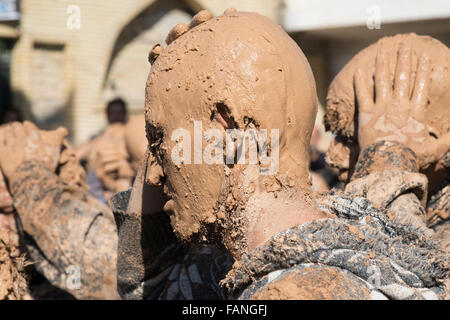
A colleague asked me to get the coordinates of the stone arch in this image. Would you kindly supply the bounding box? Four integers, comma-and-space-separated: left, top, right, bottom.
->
103, 0, 196, 113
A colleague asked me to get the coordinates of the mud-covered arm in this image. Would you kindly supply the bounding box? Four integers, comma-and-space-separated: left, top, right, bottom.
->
111, 185, 232, 300
112, 195, 181, 300
110, 162, 180, 300
10, 160, 119, 299
345, 141, 430, 234
110, 175, 182, 300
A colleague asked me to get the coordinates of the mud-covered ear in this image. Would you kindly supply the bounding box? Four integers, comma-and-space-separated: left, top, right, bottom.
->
144, 148, 164, 186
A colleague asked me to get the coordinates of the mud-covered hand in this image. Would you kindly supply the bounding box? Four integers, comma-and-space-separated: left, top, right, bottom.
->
0, 121, 67, 181
355, 42, 450, 167
95, 140, 134, 192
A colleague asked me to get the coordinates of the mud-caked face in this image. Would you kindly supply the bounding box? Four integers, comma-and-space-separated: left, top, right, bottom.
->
146, 106, 227, 240
145, 11, 317, 240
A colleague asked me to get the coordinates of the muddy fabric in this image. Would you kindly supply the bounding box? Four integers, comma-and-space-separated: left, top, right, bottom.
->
345, 141, 432, 236
86, 170, 107, 203
348, 141, 449, 232
348, 141, 449, 253
0, 230, 30, 300
148, 245, 233, 300
222, 198, 448, 300
351, 141, 420, 180
428, 185, 450, 217
246, 264, 378, 300
427, 184, 450, 252
10, 160, 120, 299
347, 141, 449, 251
110, 190, 233, 300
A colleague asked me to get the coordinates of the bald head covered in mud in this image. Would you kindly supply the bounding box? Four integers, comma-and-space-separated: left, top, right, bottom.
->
144, 10, 321, 258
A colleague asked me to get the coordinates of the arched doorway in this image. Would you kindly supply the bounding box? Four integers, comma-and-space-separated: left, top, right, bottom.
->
103, 0, 194, 115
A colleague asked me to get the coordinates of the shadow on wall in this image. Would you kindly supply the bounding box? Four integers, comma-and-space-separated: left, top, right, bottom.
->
0, 89, 30, 124
9, 89, 76, 143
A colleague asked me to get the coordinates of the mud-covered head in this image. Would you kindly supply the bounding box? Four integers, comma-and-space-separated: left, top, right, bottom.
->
325, 33, 450, 180
145, 10, 318, 240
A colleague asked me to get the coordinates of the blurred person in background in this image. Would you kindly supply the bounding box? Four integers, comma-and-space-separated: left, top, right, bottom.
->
106, 98, 127, 125
76, 98, 134, 202
0, 121, 120, 299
